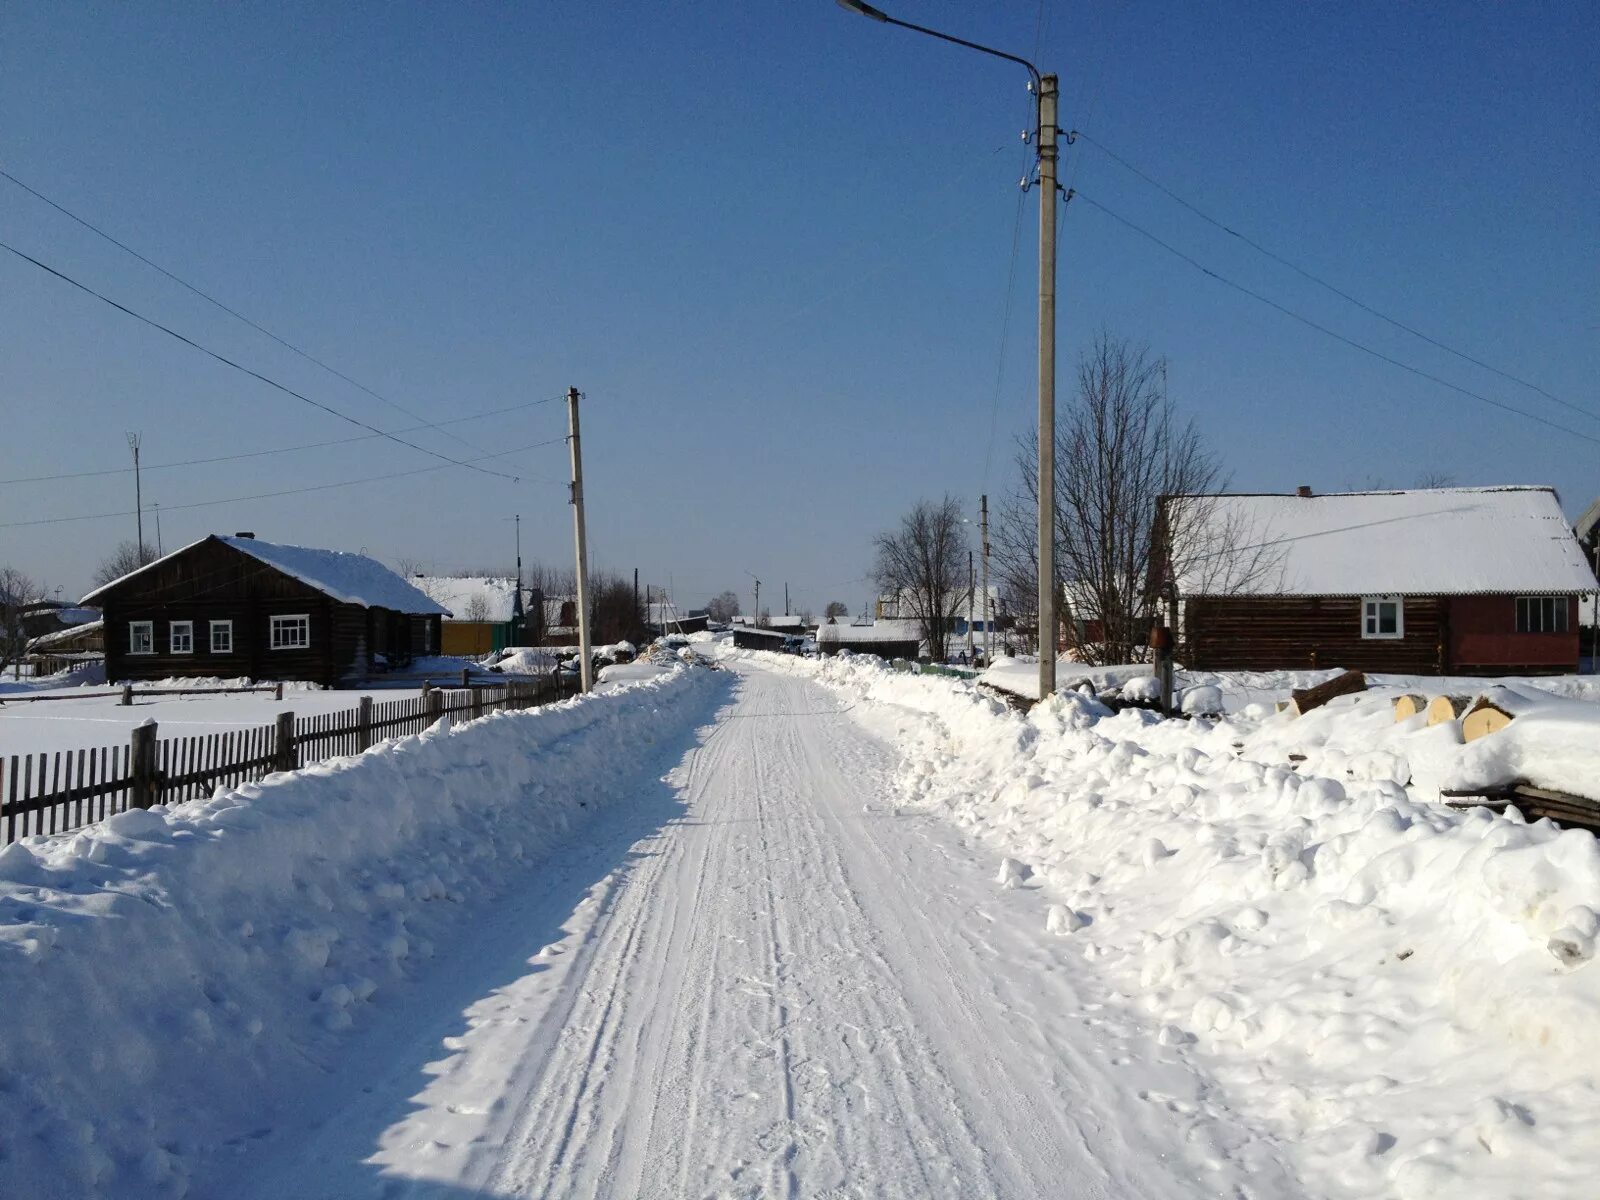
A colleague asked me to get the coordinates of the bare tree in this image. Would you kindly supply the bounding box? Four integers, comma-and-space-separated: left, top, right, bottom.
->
1415, 470, 1458, 489
873, 495, 968, 662
823, 600, 849, 621
394, 556, 426, 578
704, 590, 741, 623
462, 593, 493, 623
993, 334, 1241, 665
93, 540, 158, 588
1, 567, 44, 677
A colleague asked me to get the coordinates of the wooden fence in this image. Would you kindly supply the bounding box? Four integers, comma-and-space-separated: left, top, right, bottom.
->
1, 677, 577, 844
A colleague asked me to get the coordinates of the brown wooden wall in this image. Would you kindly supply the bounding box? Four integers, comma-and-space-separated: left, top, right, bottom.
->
95, 538, 430, 686
1183, 595, 1445, 673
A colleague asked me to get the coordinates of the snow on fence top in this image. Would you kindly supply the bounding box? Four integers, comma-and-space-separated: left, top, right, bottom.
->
816, 619, 922, 645
412, 576, 522, 623
82, 535, 450, 615
1168, 486, 1598, 597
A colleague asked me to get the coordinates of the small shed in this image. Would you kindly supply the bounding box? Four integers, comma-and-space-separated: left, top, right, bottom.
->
815, 619, 922, 660
82, 534, 449, 686
733, 626, 788, 652
1156, 486, 1596, 674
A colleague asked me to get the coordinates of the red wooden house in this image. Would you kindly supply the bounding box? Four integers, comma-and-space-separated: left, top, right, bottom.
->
1154, 486, 1596, 675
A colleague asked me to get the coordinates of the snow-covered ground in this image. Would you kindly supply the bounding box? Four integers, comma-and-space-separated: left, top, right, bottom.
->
4, 646, 1598, 1198
745, 648, 1600, 1199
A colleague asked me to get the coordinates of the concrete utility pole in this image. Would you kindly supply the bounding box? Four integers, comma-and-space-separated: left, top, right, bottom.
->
967, 549, 976, 661
566, 387, 593, 692
784, 582, 789, 615
834, 2, 1057, 698
980, 493, 992, 667
127, 432, 143, 554
1036, 72, 1059, 698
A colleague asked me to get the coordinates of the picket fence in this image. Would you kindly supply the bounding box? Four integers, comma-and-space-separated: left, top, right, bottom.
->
1, 678, 577, 844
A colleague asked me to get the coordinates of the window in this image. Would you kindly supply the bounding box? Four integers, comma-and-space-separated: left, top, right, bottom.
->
1361, 595, 1404, 640
169, 621, 194, 654
1516, 596, 1569, 634
129, 620, 154, 655
270, 614, 310, 650
210, 620, 234, 654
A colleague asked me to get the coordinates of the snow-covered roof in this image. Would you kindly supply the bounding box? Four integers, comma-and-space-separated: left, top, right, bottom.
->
1166, 487, 1599, 598
816, 619, 922, 645
82, 536, 450, 614
27, 618, 104, 650
413, 576, 522, 623
767, 614, 807, 630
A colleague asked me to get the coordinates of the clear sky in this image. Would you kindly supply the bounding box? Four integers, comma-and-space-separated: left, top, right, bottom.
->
3, 1, 1595, 616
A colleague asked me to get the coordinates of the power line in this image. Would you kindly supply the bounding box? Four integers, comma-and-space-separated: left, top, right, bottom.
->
0, 398, 565, 486
0, 238, 524, 482
1070, 131, 1592, 423
1072, 190, 1600, 448
0, 166, 497, 456
0, 439, 565, 531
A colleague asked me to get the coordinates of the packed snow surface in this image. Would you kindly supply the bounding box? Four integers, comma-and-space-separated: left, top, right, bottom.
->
8, 642, 1600, 1199
739, 647, 1600, 1200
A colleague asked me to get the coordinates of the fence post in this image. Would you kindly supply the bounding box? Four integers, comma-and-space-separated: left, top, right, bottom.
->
130, 720, 158, 810
471, 686, 484, 721
275, 711, 296, 773
427, 688, 443, 725
274, 681, 284, 702
121, 684, 133, 707
461, 667, 470, 688
358, 695, 373, 752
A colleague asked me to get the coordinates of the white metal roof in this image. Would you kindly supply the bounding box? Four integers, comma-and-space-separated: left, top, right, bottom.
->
816, 619, 922, 645
1167, 487, 1598, 598
83, 535, 450, 614
412, 576, 521, 623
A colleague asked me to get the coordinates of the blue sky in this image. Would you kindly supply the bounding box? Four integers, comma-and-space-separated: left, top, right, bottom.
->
3, 1, 1595, 615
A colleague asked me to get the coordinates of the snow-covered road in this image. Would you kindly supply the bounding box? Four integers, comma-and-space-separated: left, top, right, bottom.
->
218, 660, 1268, 1199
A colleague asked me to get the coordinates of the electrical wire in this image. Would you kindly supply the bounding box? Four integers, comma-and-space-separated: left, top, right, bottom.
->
0, 401, 566, 486
0, 238, 523, 482
0, 166, 497, 456
1070, 132, 1592, 423
1071, 191, 1600, 448
0, 439, 566, 530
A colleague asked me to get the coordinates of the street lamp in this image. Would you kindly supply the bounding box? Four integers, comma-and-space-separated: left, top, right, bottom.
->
836, 1, 1059, 699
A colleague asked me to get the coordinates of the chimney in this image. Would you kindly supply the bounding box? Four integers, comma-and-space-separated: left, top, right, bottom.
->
1295, 486, 1313, 498
234, 531, 256, 539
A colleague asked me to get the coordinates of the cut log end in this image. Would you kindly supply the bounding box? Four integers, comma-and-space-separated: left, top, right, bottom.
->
1462, 698, 1516, 742
1393, 693, 1428, 722
1425, 695, 1473, 726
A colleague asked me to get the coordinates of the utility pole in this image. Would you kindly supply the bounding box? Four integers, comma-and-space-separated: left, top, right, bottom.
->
127, 432, 144, 555
754, 580, 761, 624
1036, 71, 1058, 698
967, 549, 976, 662
511, 514, 525, 645
980, 493, 992, 667
566, 387, 593, 692
784, 582, 789, 615
153, 503, 163, 556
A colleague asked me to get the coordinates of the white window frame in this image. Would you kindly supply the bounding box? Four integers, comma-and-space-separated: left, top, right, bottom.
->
169, 620, 194, 655
210, 619, 234, 654
269, 613, 311, 651
129, 620, 154, 655
1515, 596, 1568, 635
1361, 595, 1404, 640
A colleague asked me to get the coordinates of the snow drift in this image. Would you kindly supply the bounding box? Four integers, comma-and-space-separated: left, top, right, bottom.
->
738, 648, 1600, 1200
0, 662, 728, 1199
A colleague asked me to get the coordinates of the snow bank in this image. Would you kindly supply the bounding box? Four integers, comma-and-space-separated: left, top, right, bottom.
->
736, 649, 1600, 1200
0, 662, 727, 1199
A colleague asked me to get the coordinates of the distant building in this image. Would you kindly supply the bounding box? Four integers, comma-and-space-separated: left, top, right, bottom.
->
815, 618, 922, 660
1155, 486, 1595, 674
83, 534, 448, 686
412, 576, 531, 656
